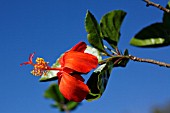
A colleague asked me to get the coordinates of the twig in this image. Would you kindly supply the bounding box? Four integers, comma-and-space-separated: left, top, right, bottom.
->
104, 45, 117, 55
100, 46, 170, 68
129, 55, 170, 68
143, 0, 170, 13
60, 103, 70, 113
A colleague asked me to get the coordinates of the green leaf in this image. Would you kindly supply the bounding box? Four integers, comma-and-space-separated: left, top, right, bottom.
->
39, 71, 58, 82
107, 56, 129, 68
66, 102, 80, 111
163, 1, 170, 29
116, 49, 129, 67
86, 61, 114, 101
100, 10, 126, 49
85, 10, 105, 52
130, 23, 170, 47
44, 84, 65, 103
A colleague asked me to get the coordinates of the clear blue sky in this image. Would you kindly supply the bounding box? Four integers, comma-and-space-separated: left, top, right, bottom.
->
0, 0, 170, 113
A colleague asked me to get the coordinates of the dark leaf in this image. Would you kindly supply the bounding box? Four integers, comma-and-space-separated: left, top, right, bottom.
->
130, 23, 170, 47
100, 10, 126, 49
86, 61, 114, 101
117, 49, 129, 67
163, 1, 170, 29
100, 53, 129, 68
85, 10, 105, 52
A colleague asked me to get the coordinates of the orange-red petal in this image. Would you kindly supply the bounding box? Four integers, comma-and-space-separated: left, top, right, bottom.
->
58, 72, 90, 102
59, 42, 87, 67
69, 41, 86, 52
61, 51, 98, 73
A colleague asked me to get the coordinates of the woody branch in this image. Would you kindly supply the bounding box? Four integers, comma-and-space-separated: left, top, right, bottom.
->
129, 55, 170, 68
143, 0, 170, 13
103, 45, 170, 68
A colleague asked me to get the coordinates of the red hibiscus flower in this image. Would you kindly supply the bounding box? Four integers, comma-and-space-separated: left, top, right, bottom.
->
21, 42, 98, 102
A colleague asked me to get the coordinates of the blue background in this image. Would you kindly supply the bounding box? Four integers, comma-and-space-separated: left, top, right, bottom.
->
0, 0, 170, 113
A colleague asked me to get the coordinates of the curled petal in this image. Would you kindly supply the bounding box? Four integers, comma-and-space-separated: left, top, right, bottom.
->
58, 72, 89, 102
69, 41, 87, 52
61, 51, 98, 73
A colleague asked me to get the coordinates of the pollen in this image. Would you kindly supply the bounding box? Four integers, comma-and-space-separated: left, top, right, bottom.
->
31, 57, 49, 76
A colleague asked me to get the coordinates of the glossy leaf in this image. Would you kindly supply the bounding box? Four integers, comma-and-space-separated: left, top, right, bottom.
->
163, 1, 170, 29
130, 23, 170, 47
100, 10, 126, 49
86, 61, 114, 101
85, 10, 105, 52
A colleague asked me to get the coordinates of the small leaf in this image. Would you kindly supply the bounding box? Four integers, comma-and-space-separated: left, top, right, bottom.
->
44, 84, 65, 103
86, 61, 114, 101
100, 10, 126, 49
85, 10, 105, 52
100, 54, 129, 68
67, 102, 80, 111
130, 23, 170, 47
39, 71, 58, 82
116, 49, 129, 67
163, 1, 170, 29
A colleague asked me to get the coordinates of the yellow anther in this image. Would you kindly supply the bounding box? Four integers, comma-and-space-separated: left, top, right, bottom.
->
30, 57, 49, 76
36, 58, 46, 64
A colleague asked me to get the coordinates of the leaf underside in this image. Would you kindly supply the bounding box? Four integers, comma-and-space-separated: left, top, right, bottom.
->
130, 23, 170, 47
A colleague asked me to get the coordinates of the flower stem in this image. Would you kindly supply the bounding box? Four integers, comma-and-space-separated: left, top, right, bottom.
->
46, 67, 62, 71
100, 45, 170, 68
104, 45, 117, 55
60, 103, 70, 113
100, 54, 170, 68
